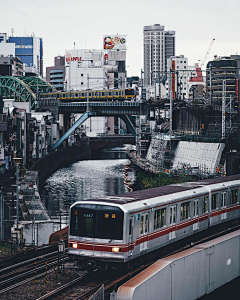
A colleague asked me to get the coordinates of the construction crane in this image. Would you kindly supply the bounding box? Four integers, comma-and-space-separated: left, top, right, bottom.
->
200, 38, 215, 68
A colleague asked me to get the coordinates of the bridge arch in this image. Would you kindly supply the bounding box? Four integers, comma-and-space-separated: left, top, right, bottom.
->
0, 76, 57, 109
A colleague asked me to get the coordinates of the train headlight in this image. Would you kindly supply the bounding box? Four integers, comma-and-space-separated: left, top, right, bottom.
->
72, 243, 78, 249
112, 247, 120, 253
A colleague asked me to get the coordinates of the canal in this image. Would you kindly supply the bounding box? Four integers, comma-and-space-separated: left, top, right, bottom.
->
40, 145, 136, 227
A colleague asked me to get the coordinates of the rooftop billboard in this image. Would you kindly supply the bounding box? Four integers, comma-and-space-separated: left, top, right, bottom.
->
103, 35, 126, 50
9, 37, 33, 55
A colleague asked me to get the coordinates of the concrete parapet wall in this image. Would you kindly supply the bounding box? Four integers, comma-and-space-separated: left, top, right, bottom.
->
117, 230, 240, 300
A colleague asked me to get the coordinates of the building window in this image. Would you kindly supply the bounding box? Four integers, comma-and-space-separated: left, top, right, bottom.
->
81, 82, 83, 85
230, 189, 238, 205
211, 193, 218, 210
181, 202, 190, 220
81, 74, 83, 76
154, 208, 166, 229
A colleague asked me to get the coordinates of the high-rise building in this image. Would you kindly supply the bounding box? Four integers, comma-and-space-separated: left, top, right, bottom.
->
8, 36, 43, 76
206, 55, 240, 103
143, 24, 175, 86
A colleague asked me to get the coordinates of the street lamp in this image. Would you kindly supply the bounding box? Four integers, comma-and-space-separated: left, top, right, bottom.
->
13, 157, 22, 230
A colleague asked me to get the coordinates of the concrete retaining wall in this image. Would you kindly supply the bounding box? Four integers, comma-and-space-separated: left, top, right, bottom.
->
117, 230, 240, 300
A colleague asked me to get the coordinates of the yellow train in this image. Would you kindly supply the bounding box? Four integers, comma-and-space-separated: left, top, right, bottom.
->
40, 88, 135, 101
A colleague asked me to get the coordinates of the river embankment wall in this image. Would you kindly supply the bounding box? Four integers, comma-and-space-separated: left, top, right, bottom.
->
30, 140, 91, 187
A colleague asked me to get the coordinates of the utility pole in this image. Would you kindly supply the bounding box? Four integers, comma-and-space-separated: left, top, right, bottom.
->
176, 71, 179, 100
222, 80, 226, 139
158, 73, 161, 100
169, 69, 173, 134
0, 187, 3, 241
87, 73, 89, 112
140, 69, 144, 99
32, 189, 36, 245
230, 94, 232, 129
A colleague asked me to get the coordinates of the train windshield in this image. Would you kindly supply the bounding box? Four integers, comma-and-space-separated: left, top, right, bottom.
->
70, 204, 124, 240
125, 89, 134, 95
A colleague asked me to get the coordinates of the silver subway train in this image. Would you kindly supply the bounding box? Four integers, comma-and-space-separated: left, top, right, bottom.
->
68, 175, 240, 270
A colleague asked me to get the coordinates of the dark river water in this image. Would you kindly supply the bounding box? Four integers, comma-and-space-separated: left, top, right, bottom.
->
40, 145, 136, 227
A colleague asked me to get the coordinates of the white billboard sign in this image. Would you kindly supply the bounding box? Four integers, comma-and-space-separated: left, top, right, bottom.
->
103, 35, 126, 50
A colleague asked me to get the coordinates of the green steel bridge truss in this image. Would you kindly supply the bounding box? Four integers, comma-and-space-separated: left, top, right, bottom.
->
0, 76, 57, 109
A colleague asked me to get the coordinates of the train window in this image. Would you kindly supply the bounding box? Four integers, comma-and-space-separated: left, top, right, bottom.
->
129, 218, 132, 236
145, 215, 149, 233
70, 205, 123, 239
211, 193, 218, 210
154, 208, 166, 229
202, 196, 208, 214
194, 200, 199, 217
140, 215, 144, 234
97, 211, 123, 239
230, 189, 238, 205
170, 206, 176, 225
70, 209, 80, 236
125, 89, 134, 96
221, 192, 227, 207
181, 202, 190, 221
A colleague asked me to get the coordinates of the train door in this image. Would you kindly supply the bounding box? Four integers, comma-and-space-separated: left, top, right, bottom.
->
140, 213, 149, 252
128, 217, 134, 256
221, 192, 227, 220
193, 199, 199, 230
169, 205, 176, 240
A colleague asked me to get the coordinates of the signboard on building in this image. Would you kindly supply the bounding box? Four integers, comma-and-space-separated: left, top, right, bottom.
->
9, 37, 34, 68
9, 37, 34, 55
65, 52, 82, 63
103, 35, 126, 50
0, 33, 7, 43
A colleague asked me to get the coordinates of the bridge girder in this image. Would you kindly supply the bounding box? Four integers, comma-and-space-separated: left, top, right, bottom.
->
0, 76, 57, 109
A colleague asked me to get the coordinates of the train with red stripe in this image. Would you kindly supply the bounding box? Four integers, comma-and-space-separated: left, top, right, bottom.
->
68, 175, 240, 271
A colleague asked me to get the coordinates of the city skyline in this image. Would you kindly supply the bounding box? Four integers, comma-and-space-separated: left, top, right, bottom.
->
1, 0, 240, 77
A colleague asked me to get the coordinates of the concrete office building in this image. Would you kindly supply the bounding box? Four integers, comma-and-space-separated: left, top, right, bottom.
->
143, 24, 175, 86
9, 35, 43, 76
46, 56, 65, 91
206, 55, 240, 103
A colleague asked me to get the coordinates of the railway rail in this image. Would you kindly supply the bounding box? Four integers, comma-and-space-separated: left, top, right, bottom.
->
0, 241, 66, 269
36, 224, 240, 300
0, 251, 69, 294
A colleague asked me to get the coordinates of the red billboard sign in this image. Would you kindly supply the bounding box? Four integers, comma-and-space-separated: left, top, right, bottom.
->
65, 53, 81, 63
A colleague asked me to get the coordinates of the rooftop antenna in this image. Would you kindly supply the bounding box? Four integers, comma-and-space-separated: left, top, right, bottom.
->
74, 42, 75, 50
11, 28, 14, 37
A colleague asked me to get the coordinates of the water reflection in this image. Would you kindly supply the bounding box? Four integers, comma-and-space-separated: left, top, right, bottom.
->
40, 146, 135, 226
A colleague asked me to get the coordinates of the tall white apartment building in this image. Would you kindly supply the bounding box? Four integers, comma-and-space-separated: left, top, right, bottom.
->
143, 24, 175, 86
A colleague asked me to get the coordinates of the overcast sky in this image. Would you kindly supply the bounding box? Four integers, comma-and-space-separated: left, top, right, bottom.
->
2, 0, 240, 77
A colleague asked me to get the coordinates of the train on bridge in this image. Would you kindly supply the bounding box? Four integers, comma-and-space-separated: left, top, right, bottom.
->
68, 175, 240, 271
40, 88, 135, 101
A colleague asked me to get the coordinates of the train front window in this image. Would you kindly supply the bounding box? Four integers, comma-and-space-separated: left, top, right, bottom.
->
125, 89, 134, 95
70, 205, 124, 240
96, 212, 123, 239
